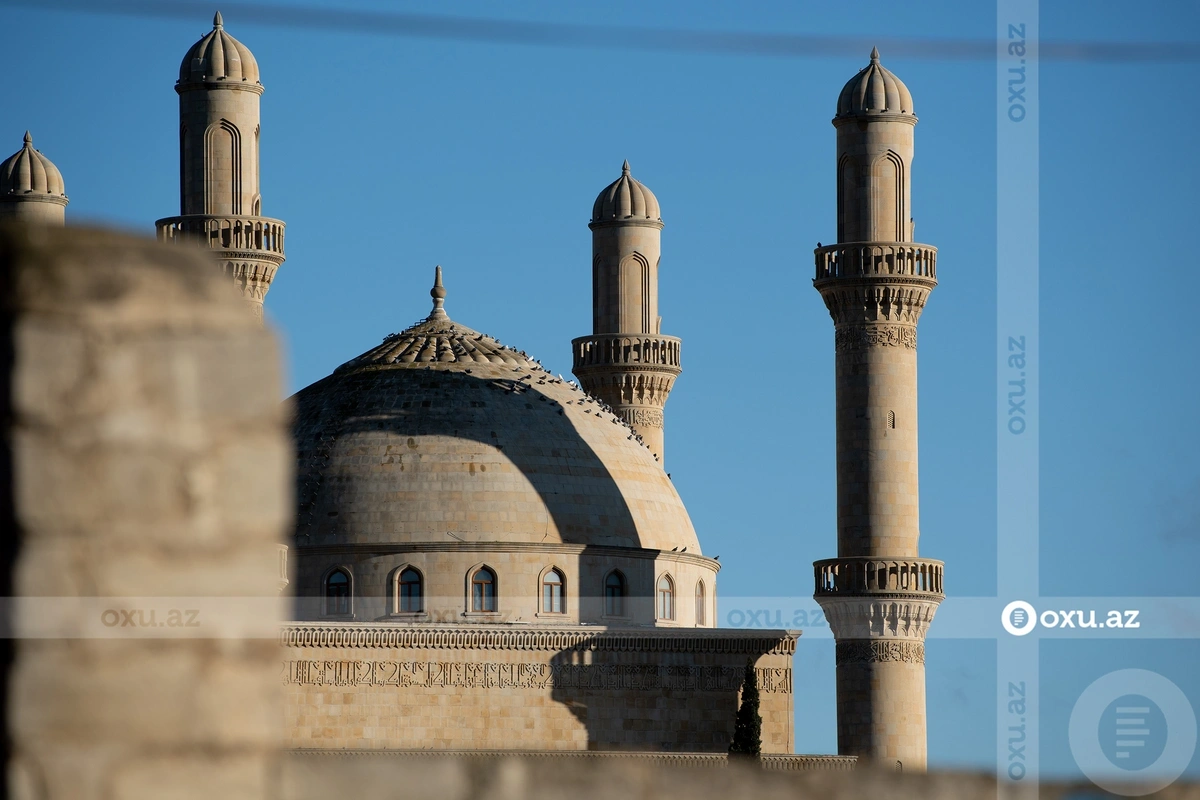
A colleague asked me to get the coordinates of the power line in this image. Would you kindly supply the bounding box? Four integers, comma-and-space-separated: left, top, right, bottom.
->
3, 0, 1198, 63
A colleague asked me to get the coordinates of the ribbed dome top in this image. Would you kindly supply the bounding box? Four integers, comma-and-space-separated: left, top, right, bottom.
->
178, 12, 261, 85
1, 132, 66, 198
293, 269, 700, 553
836, 47, 914, 118
591, 161, 661, 223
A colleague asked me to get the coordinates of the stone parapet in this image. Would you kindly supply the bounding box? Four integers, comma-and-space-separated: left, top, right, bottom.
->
572, 334, 682, 373
155, 214, 286, 259
815, 557, 944, 599
286, 750, 858, 771
814, 241, 937, 282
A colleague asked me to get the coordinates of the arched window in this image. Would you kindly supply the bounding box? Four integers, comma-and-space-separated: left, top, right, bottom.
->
696, 580, 706, 626
542, 568, 565, 614
656, 574, 675, 621
324, 569, 350, 616
604, 571, 626, 617
398, 567, 423, 613
471, 567, 497, 612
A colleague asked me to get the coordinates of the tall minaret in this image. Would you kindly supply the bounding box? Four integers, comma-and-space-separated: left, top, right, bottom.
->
155, 12, 285, 321
812, 49, 944, 771
572, 161, 681, 464
0, 132, 68, 225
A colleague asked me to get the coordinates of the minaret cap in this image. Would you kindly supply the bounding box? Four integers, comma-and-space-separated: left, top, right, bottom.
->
430, 265, 448, 319
1, 130, 67, 199
591, 160, 661, 223
835, 47, 914, 118
178, 11, 261, 85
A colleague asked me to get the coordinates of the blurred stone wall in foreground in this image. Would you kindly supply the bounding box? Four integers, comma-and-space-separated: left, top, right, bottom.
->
1, 224, 289, 800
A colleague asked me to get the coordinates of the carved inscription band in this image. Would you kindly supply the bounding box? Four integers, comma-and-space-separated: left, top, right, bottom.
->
283, 660, 792, 693
621, 408, 664, 429
835, 640, 925, 665
834, 324, 917, 352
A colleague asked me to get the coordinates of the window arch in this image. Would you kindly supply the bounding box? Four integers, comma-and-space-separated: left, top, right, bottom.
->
603, 570, 626, 617
541, 568, 565, 614
695, 580, 706, 626
471, 566, 497, 612
396, 566, 423, 613
656, 574, 675, 621
323, 568, 351, 616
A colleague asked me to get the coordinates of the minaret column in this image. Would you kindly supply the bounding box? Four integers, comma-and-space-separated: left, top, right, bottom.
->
573, 161, 680, 464
812, 49, 944, 771
155, 12, 285, 322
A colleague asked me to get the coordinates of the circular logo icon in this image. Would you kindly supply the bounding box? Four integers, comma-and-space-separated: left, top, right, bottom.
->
1070, 669, 1196, 795
1002, 600, 1037, 636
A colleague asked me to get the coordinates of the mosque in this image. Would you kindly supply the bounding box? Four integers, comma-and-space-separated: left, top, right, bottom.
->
0, 13, 945, 769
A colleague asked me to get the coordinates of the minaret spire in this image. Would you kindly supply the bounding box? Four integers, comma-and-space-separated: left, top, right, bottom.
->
213, 10, 223, 28
430, 265, 448, 319
812, 51, 943, 771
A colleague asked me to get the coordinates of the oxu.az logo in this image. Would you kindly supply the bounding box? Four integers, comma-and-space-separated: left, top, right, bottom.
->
1001, 600, 1140, 636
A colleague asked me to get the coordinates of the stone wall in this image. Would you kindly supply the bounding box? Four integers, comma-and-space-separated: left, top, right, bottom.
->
282, 624, 795, 753
1, 224, 289, 800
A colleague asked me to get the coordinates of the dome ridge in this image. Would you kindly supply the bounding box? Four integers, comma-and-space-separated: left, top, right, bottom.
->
178, 12, 261, 86
1, 131, 66, 198
591, 160, 661, 223
836, 47, 914, 118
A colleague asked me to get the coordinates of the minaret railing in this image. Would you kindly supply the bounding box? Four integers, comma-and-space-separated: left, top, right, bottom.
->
814, 242, 937, 281
572, 334, 682, 372
155, 214, 286, 257
814, 557, 944, 598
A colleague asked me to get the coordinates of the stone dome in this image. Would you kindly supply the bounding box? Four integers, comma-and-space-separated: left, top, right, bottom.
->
1, 132, 66, 199
836, 47, 914, 119
591, 161, 661, 223
292, 269, 700, 554
178, 12, 261, 86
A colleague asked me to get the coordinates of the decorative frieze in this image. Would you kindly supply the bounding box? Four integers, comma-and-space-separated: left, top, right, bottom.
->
282, 659, 792, 693
834, 324, 917, 352
816, 596, 941, 641
281, 624, 799, 655
817, 282, 933, 327
835, 639, 925, 665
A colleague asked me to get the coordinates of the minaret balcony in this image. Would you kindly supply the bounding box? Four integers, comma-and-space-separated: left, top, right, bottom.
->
572, 334, 682, 375
814, 242, 937, 283
814, 557, 944, 599
155, 214, 286, 262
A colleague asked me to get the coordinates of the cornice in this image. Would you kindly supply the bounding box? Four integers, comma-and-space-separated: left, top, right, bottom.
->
280, 622, 798, 655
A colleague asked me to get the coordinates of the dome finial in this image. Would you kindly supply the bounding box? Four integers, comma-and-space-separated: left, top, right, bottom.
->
870, 46, 880, 62
214, 10, 223, 28
22, 130, 31, 147
430, 265, 447, 318
622, 159, 630, 175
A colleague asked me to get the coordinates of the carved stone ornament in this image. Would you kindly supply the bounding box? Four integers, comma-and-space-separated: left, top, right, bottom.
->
835, 639, 925, 665
835, 324, 917, 352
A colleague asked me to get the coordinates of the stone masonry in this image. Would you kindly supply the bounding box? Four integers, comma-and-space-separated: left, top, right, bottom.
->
811, 49, 945, 771
1, 224, 289, 800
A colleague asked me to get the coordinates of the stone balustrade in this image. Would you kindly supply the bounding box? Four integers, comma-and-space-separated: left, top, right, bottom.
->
572, 333, 682, 373
814, 557, 944, 598
155, 213, 286, 257
814, 242, 937, 282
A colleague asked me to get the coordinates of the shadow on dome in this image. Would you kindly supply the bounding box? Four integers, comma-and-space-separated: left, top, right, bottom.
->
289, 365, 671, 616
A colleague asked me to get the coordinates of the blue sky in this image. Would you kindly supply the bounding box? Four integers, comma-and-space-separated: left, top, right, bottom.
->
4, 0, 1198, 781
